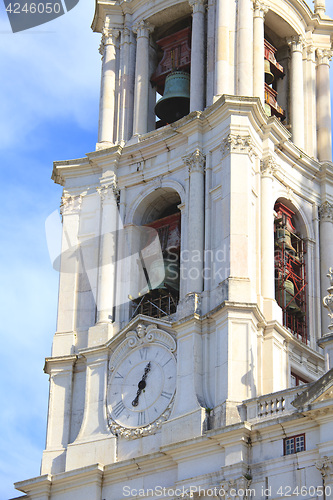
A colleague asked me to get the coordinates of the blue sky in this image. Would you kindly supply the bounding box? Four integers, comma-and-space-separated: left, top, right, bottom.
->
1, 2, 333, 499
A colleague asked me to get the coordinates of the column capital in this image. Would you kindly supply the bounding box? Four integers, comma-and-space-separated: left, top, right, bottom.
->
253, 0, 268, 18
97, 182, 119, 203
183, 148, 206, 173
189, 0, 206, 14
305, 43, 316, 62
60, 193, 84, 216
316, 48, 333, 66
132, 19, 154, 38
316, 456, 333, 477
120, 26, 131, 46
261, 155, 278, 176
99, 27, 120, 55
287, 35, 305, 53
221, 133, 255, 158
319, 201, 333, 222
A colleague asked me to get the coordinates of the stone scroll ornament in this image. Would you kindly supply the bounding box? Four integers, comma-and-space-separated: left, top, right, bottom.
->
3, 0, 79, 33
323, 268, 333, 332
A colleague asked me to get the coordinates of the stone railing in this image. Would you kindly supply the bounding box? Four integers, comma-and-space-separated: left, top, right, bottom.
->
244, 385, 309, 421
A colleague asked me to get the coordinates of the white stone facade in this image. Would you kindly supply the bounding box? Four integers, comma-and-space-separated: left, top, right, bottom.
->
14, 0, 333, 499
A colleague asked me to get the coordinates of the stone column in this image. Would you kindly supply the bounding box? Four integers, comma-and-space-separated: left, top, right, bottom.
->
253, 1, 268, 106
316, 49, 332, 162
237, 0, 253, 96
118, 27, 131, 143
184, 149, 205, 294
189, 0, 206, 112
66, 348, 116, 470
98, 25, 120, 145
304, 45, 317, 158
261, 157, 277, 302
288, 36, 305, 149
42, 356, 77, 474
316, 457, 333, 500
96, 182, 119, 327
132, 20, 153, 136
314, 0, 326, 16
206, 0, 215, 106
215, 0, 230, 97
319, 202, 333, 336
56, 194, 83, 343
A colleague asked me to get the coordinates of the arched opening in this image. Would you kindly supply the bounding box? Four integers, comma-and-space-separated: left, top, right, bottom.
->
274, 200, 308, 343
131, 190, 182, 319
150, 10, 192, 127
264, 11, 298, 124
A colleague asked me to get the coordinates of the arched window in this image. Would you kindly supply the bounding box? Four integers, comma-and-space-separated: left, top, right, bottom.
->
274, 201, 307, 343
131, 193, 181, 320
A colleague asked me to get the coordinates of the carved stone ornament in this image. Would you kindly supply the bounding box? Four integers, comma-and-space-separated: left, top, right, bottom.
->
315, 456, 333, 478
189, 0, 206, 14
99, 25, 120, 55
107, 323, 177, 439
97, 181, 119, 203
323, 268, 333, 332
319, 201, 333, 222
60, 193, 84, 216
220, 476, 252, 500
183, 148, 206, 173
253, 0, 269, 18
287, 35, 305, 53
132, 20, 154, 38
221, 134, 255, 159
316, 49, 333, 66
261, 155, 278, 176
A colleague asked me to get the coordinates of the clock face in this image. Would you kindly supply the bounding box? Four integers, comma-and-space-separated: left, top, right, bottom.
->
108, 344, 176, 429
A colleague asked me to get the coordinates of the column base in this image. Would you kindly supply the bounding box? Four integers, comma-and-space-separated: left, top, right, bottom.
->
88, 323, 115, 347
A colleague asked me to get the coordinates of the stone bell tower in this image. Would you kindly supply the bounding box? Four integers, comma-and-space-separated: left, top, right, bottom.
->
15, 0, 333, 499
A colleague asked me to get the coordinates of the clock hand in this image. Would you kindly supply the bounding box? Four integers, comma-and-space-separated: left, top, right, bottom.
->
132, 362, 151, 407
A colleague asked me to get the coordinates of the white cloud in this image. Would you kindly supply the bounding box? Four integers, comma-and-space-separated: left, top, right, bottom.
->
0, 0, 101, 149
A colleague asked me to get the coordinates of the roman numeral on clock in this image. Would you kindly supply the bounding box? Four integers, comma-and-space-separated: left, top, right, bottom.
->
161, 391, 172, 399
138, 411, 146, 426
113, 400, 125, 418
114, 372, 123, 379
139, 348, 148, 360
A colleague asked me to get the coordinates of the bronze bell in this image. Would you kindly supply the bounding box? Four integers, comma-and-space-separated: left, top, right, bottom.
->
284, 279, 301, 314
275, 227, 297, 255
155, 71, 190, 124
265, 59, 274, 85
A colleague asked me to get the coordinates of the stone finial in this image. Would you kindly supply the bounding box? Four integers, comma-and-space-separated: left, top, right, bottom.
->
314, 0, 326, 17
323, 268, 333, 332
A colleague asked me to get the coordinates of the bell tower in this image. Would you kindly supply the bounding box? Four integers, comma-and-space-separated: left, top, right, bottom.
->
15, 0, 333, 499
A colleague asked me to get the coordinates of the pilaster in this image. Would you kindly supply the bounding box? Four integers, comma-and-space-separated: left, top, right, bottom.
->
253, 0, 268, 105
41, 356, 77, 474
316, 49, 333, 162
189, 0, 206, 112
183, 149, 206, 295
132, 20, 154, 136
66, 347, 116, 471
237, 0, 253, 96
288, 36, 305, 149
319, 203, 333, 337
92, 180, 119, 343
98, 19, 120, 146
